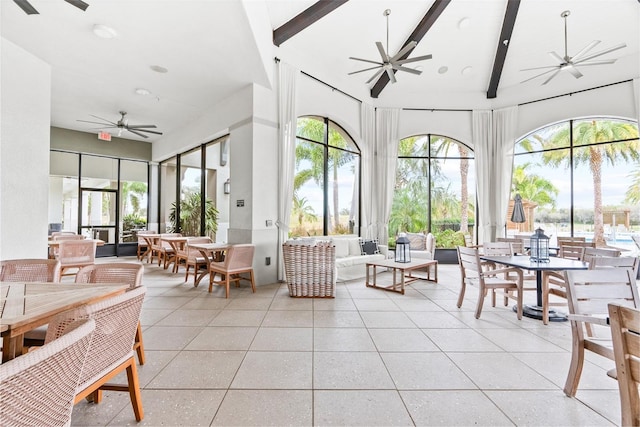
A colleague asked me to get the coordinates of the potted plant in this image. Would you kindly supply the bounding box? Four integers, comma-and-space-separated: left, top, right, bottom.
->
169, 193, 218, 238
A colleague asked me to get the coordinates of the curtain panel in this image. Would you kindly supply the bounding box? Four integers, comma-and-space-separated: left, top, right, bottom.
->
374, 108, 399, 246
360, 103, 376, 239
276, 62, 298, 281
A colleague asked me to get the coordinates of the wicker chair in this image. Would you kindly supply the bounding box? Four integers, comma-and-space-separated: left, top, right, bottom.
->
0, 258, 61, 282
136, 230, 156, 261
75, 263, 146, 365
0, 319, 95, 427
57, 239, 97, 277
208, 244, 255, 297
151, 233, 181, 269
176, 237, 212, 281
45, 286, 147, 422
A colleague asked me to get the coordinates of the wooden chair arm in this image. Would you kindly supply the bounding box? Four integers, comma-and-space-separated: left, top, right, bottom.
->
567, 314, 609, 326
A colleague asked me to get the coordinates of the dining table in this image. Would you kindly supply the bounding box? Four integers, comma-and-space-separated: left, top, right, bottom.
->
479, 255, 588, 321
138, 234, 161, 263
0, 282, 128, 362
187, 242, 230, 286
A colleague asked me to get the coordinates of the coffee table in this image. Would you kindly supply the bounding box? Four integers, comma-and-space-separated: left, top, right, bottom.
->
365, 258, 438, 294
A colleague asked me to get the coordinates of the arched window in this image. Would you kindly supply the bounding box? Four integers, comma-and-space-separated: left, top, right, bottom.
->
513, 117, 639, 250
293, 116, 360, 236
391, 134, 475, 248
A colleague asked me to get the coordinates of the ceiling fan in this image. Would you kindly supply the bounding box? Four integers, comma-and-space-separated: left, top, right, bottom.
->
13, 0, 89, 15
521, 10, 626, 85
348, 9, 432, 84
78, 111, 163, 139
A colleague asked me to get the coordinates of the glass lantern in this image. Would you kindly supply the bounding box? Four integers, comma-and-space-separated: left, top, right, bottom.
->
530, 227, 550, 262
395, 233, 411, 263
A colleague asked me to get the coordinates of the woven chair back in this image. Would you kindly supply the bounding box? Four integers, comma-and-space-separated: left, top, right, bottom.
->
57, 240, 97, 268
185, 237, 213, 260
225, 244, 255, 271
0, 319, 95, 427
75, 263, 143, 288
0, 258, 61, 282
52, 234, 85, 241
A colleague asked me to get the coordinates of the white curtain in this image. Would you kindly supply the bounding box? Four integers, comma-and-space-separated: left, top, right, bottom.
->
473, 106, 518, 243
634, 78, 640, 129
276, 62, 298, 281
360, 103, 376, 239
374, 108, 399, 245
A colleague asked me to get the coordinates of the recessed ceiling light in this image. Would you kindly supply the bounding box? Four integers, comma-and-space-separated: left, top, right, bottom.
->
461, 66, 473, 76
92, 24, 117, 39
135, 88, 151, 96
150, 65, 168, 74
458, 17, 470, 29
438, 66, 448, 74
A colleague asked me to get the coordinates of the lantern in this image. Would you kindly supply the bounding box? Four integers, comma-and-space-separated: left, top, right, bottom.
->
395, 233, 411, 263
530, 227, 550, 262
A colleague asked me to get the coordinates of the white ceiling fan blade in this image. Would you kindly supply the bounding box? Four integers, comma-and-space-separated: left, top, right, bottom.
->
89, 115, 118, 126
564, 66, 583, 79
375, 42, 389, 62
390, 41, 417, 62
574, 43, 626, 63
542, 69, 562, 85
548, 51, 565, 64
386, 68, 397, 84
126, 129, 149, 139
395, 54, 432, 65
348, 65, 383, 75
571, 40, 600, 62
365, 67, 386, 84
574, 59, 617, 66
394, 65, 422, 75
520, 67, 559, 84
127, 124, 157, 129
520, 65, 560, 71
349, 57, 384, 66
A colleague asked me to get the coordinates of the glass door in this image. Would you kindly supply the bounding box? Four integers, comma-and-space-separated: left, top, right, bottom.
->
80, 188, 118, 256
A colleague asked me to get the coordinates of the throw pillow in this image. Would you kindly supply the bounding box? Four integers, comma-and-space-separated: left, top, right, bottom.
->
406, 232, 426, 250
359, 239, 380, 255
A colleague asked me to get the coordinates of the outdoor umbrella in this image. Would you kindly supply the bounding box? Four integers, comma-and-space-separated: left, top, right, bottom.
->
511, 194, 526, 223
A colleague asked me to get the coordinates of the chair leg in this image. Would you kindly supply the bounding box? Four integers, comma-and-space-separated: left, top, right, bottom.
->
249, 270, 256, 293
225, 275, 230, 298
134, 322, 145, 365
125, 358, 144, 422
208, 272, 214, 293
475, 285, 485, 319
457, 280, 466, 308
515, 287, 523, 320
542, 273, 550, 325
184, 264, 190, 282
563, 337, 585, 397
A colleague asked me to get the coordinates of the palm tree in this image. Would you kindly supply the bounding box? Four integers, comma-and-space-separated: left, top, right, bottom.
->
169, 192, 218, 238
291, 195, 318, 228
511, 163, 558, 209
432, 136, 471, 232
538, 120, 639, 245
624, 162, 640, 204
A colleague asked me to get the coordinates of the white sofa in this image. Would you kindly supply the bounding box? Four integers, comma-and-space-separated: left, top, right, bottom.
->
404, 232, 435, 260
317, 235, 388, 281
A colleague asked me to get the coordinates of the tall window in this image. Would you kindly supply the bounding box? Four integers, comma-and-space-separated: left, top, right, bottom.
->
293, 116, 360, 236
513, 117, 639, 251
390, 135, 475, 248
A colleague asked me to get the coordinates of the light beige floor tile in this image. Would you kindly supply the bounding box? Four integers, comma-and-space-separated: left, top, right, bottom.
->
391, 298, 446, 312
448, 353, 559, 390
401, 390, 514, 426
359, 311, 416, 328
314, 390, 413, 426
406, 311, 469, 328
353, 298, 402, 311
369, 328, 439, 352
141, 325, 203, 350
381, 352, 476, 389
313, 328, 376, 351
250, 327, 312, 351
262, 310, 313, 327
208, 309, 267, 326
574, 390, 621, 425
314, 352, 395, 389
142, 296, 194, 310
477, 327, 566, 352
148, 350, 245, 389
111, 350, 179, 387
312, 298, 357, 311
348, 289, 391, 299
139, 308, 173, 326
108, 389, 225, 426
313, 310, 365, 327
486, 390, 614, 426
225, 297, 273, 310
231, 351, 312, 389
186, 326, 258, 350
424, 328, 504, 352
71, 391, 130, 426
155, 309, 219, 326
212, 390, 312, 426
180, 296, 231, 310
269, 297, 313, 310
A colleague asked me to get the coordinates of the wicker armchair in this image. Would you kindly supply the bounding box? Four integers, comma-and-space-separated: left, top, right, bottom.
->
208, 244, 255, 297
136, 230, 156, 261
282, 241, 335, 298
75, 263, 146, 365
151, 233, 181, 269
45, 286, 147, 422
0, 258, 61, 282
175, 237, 212, 281
57, 239, 97, 277
0, 319, 95, 427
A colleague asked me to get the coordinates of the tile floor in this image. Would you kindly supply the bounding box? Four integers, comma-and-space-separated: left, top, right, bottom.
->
69, 257, 625, 426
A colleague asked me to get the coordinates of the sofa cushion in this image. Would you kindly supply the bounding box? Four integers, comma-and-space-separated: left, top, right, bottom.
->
333, 238, 350, 258
348, 238, 362, 256
406, 232, 426, 250
360, 239, 379, 255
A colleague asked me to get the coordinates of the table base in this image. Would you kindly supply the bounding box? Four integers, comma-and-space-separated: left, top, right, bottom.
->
513, 304, 567, 321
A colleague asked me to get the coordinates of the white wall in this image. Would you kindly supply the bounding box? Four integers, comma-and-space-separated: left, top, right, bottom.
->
0, 38, 51, 259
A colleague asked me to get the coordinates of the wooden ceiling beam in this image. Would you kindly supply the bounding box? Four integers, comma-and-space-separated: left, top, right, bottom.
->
273, 0, 349, 47
486, 0, 521, 99
371, 0, 451, 99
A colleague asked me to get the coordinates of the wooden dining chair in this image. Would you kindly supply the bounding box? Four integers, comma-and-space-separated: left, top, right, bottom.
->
563, 269, 639, 398
176, 237, 212, 281
0, 319, 95, 427
45, 286, 147, 422
208, 244, 256, 298
0, 258, 61, 282
582, 246, 622, 265
75, 263, 146, 365
484, 241, 536, 296
607, 303, 640, 427
151, 233, 181, 269
136, 230, 156, 261
456, 246, 523, 319
56, 239, 97, 277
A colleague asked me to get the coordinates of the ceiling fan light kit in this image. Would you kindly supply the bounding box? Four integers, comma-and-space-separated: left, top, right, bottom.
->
521, 10, 626, 85
348, 9, 432, 85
